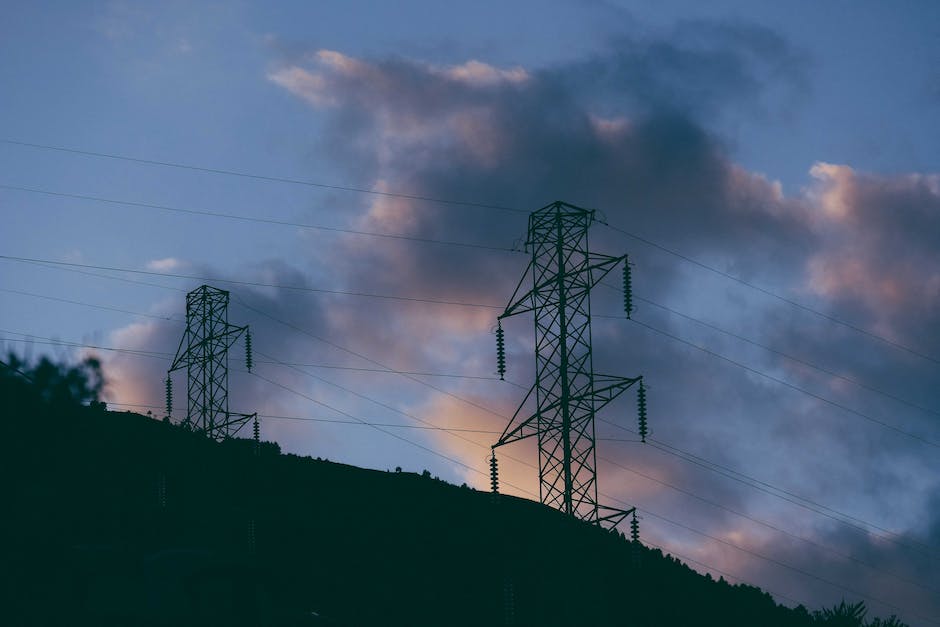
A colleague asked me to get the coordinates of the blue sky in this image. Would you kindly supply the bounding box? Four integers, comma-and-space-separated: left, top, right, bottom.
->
2, 1, 939, 624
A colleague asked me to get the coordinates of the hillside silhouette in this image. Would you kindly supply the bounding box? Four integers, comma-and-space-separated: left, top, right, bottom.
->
3, 354, 910, 626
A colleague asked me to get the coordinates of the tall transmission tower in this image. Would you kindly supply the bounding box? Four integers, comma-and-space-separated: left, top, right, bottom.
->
166, 284, 255, 441
492, 201, 647, 529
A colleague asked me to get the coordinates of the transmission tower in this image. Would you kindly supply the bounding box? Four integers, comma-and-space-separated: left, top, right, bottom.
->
491, 201, 647, 529
165, 285, 255, 441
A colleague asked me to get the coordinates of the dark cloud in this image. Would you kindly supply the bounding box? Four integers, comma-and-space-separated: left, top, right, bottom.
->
736, 506, 940, 625
803, 165, 940, 354
257, 20, 939, 623
561, 19, 810, 121
266, 33, 814, 319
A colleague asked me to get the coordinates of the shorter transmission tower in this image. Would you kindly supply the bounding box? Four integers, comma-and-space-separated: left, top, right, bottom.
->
165, 284, 256, 441
491, 201, 648, 531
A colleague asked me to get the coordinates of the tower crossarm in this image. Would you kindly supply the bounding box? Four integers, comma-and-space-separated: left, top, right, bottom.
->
494, 375, 640, 449
591, 374, 642, 413
168, 326, 190, 373
596, 504, 637, 530
212, 411, 258, 435
493, 382, 540, 447
168, 323, 248, 372
499, 253, 627, 321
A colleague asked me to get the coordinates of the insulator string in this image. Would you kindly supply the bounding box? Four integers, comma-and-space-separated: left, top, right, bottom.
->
245, 328, 253, 372
623, 260, 634, 319
496, 322, 506, 380
637, 381, 648, 443
490, 451, 500, 494
165, 375, 173, 420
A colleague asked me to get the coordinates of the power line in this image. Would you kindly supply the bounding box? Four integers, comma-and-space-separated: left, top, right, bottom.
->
282, 361, 513, 384
629, 316, 940, 448
628, 290, 940, 418
97, 382, 940, 603
0, 183, 521, 253
253, 348, 542, 479
264, 349, 940, 597
246, 349, 916, 618
250, 361, 934, 625
0, 255, 505, 308
6, 271, 939, 562
0, 330, 509, 387
50, 403, 854, 614
103, 399, 503, 435
231, 296, 514, 422
0, 253, 625, 321
0, 331, 172, 360
0, 287, 180, 322
247, 367, 538, 499
596, 454, 940, 596
14, 255, 939, 441
6, 263, 938, 431
11, 253, 936, 433
284, 334, 940, 610
9, 308, 932, 613
1, 132, 932, 608
9, 255, 938, 449
8, 254, 935, 447
260, 413, 500, 434
602, 221, 940, 366
4, 275, 936, 561
598, 417, 940, 561
104, 392, 940, 604
640, 538, 807, 609
239, 304, 940, 575
11, 275, 934, 544
4, 136, 935, 366
1, 322, 540, 484
1, 324, 524, 449
93, 329, 939, 574
631, 504, 936, 625
0, 139, 528, 214
97, 393, 932, 623
257, 346, 498, 441
13, 257, 189, 294
645, 436, 940, 557
0, 357, 34, 382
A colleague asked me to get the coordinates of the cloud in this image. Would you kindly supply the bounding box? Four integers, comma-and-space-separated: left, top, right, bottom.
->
145, 257, 185, 272
268, 65, 334, 107
264, 41, 815, 473
435, 60, 530, 87
558, 19, 809, 123
805, 163, 940, 347
257, 25, 938, 621
263, 40, 803, 441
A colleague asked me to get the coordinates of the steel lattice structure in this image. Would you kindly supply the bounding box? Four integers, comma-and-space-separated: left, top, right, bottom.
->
167, 285, 255, 441
494, 201, 643, 528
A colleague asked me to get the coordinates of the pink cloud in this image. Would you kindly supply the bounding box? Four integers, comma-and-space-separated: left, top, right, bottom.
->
802, 163, 940, 342
436, 60, 529, 87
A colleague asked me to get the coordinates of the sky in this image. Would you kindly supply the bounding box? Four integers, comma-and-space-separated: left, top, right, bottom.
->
1, 1, 939, 623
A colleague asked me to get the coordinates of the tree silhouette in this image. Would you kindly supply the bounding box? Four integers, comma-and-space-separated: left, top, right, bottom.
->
815, 600, 867, 626
2, 351, 103, 406
867, 616, 909, 627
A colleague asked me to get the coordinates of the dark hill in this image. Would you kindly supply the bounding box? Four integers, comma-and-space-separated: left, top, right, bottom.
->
3, 363, 890, 626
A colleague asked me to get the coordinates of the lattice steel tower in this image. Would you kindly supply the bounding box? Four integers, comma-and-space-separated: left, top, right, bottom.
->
492, 201, 647, 528
166, 285, 255, 441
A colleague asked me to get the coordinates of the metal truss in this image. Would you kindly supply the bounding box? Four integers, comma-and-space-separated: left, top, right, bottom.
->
167, 285, 254, 441
494, 201, 641, 527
